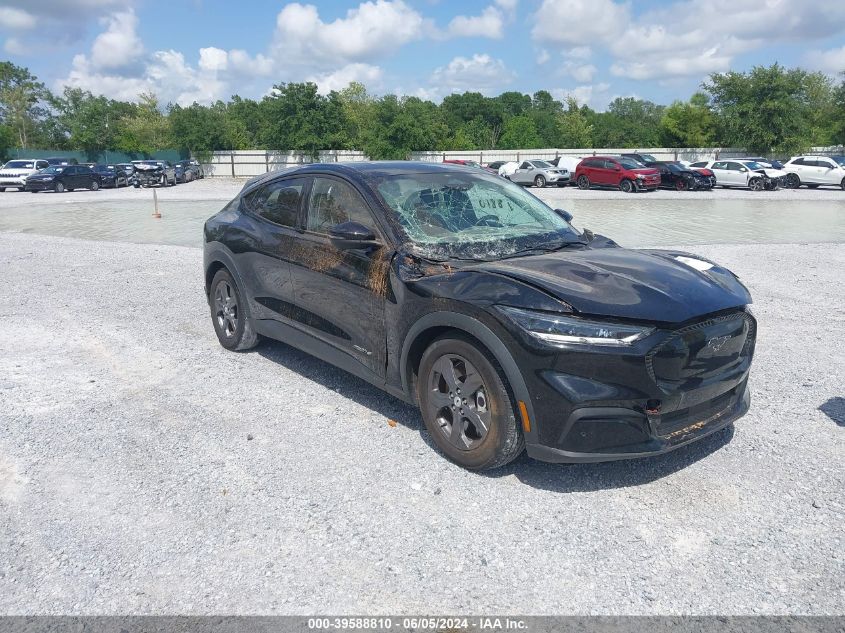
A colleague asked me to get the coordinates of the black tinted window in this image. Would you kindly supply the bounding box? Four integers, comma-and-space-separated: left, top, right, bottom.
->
307, 177, 375, 234
245, 178, 306, 227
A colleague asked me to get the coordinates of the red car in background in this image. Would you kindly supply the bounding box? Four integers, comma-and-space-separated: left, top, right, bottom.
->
443, 159, 498, 175
574, 155, 660, 193
689, 165, 717, 188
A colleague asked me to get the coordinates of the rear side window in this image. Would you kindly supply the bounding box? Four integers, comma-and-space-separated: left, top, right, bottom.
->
306, 177, 376, 234
791, 157, 806, 165
712, 162, 728, 170
244, 177, 306, 227
816, 159, 835, 169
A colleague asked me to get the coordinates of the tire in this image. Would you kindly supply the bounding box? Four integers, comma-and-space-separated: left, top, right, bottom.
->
786, 173, 800, 189
675, 179, 689, 191
209, 268, 259, 351
90, 180, 99, 191
160, 175, 167, 187
749, 177, 764, 192
417, 334, 524, 470
619, 179, 634, 193
577, 175, 590, 190
534, 175, 546, 187
55, 182, 65, 193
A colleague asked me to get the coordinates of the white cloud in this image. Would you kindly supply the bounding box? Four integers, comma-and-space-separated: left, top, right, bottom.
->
90, 10, 144, 70
271, 1, 424, 65
0, 7, 35, 30
804, 45, 845, 75
532, 0, 628, 47
308, 63, 383, 93
198, 47, 229, 72
3, 37, 26, 55
553, 83, 611, 109
446, 6, 504, 39
561, 61, 597, 83
495, 0, 519, 12
431, 54, 514, 94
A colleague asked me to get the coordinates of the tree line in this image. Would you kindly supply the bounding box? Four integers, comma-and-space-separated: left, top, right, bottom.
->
1, 60, 843, 161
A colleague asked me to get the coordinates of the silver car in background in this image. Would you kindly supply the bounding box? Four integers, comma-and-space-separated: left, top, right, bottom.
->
508, 159, 571, 187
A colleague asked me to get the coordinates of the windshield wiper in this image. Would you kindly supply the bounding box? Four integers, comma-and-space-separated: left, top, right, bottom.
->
496, 240, 581, 260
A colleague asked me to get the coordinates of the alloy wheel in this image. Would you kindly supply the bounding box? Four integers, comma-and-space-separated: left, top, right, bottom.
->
534, 175, 546, 187
214, 280, 238, 338
426, 354, 491, 451
620, 179, 633, 193
577, 175, 590, 189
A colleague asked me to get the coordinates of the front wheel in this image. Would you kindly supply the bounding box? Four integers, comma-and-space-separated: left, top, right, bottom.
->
675, 179, 689, 191
90, 180, 99, 191
534, 175, 546, 187
54, 182, 65, 193
417, 335, 524, 470
786, 173, 800, 189
210, 268, 258, 351
619, 178, 634, 193
749, 177, 764, 191
577, 175, 590, 190
840, 178, 845, 191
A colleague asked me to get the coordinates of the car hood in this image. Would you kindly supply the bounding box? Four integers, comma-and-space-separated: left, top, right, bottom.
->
760, 168, 787, 177
632, 168, 660, 176
473, 246, 751, 323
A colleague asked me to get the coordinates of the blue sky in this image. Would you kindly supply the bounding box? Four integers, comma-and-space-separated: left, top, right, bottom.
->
2, 0, 845, 110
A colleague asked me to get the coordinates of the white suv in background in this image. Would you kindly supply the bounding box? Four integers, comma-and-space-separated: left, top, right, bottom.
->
0, 158, 49, 191
782, 156, 845, 190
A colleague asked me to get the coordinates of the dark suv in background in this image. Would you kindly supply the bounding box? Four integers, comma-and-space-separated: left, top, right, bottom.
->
25, 164, 101, 193
204, 162, 755, 470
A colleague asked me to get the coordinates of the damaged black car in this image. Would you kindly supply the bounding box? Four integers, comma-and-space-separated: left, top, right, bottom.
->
204, 162, 755, 470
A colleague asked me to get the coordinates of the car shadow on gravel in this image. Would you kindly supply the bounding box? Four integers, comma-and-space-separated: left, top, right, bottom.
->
257, 339, 735, 491
819, 397, 845, 426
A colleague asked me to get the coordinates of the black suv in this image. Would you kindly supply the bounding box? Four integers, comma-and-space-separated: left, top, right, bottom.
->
204, 162, 755, 470
25, 164, 101, 193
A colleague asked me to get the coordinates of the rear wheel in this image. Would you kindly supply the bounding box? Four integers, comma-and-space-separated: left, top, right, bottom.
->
534, 175, 546, 187
210, 268, 259, 351
619, 178, 634, 193
417, 335, 524, 470
577, 175, 590, 189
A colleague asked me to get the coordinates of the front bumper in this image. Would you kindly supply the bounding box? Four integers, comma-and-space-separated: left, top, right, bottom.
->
514, 309, 755, 463
25, 180, 55, 191
545, 172, 570, 183
634, 178, 659, 190
0, 176, 27, 188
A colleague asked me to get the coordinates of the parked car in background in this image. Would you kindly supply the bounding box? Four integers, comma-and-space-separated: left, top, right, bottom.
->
115, 163, 135, 179
131, 160, 177, 187
443, 159, 497, 175
0, 158, 49, 191
549, 155, 583, 177
690, 160, 774, 191
687, 165, 717, 187
621, 152, 659, 165
188, 159, 205, 179
782, 156, 845, 190
736, 160, 789, 189
175, 160, 201, 183
745, 157, 786, 170
25, 164, 101, 193
508, 160, 570, 187
485, 160, 509, 172
575, 156, 660, 192
44, 157, 79, 166
92, 164, 129, 188
639, 160, 713, 191
204, 161, 756, 470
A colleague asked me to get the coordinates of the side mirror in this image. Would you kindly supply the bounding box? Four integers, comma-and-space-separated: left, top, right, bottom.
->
614, 165, 621, 171
328, 221, 378, 249
554, 208, 573, 223
739, 167, 748, 172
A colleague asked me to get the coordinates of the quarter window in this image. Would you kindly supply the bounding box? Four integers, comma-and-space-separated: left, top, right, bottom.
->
244, 177, 306, 227
306, 177, 376, 234
712, 162, 728, 170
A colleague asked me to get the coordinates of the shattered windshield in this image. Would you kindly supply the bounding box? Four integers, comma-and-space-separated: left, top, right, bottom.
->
375, 171, 582, 261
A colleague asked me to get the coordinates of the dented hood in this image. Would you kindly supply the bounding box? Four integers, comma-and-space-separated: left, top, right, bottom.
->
474, 246, 751, 323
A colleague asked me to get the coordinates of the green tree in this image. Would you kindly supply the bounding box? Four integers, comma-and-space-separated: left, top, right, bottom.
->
260, 82, 348, 156
660, 92, 715, 147
497, 115, 542, 149
113, 92, 171, 155
590, 97, 664, 147
0, 61, 53, 148
556, 98, 593, 148
703, 64, 826, 154
362, 95, 447, 159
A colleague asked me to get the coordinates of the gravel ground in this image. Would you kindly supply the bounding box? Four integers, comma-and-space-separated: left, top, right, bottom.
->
0, 232, 843, 615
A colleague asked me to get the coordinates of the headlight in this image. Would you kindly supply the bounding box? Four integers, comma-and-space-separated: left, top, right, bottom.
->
636, 174, 644, 179
497, 306, 654, 347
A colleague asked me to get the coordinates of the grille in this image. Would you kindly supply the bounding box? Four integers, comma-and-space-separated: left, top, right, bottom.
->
646, 310, 756, 393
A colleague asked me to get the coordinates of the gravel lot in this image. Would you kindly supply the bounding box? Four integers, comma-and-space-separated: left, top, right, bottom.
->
0, 231, 843, 615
